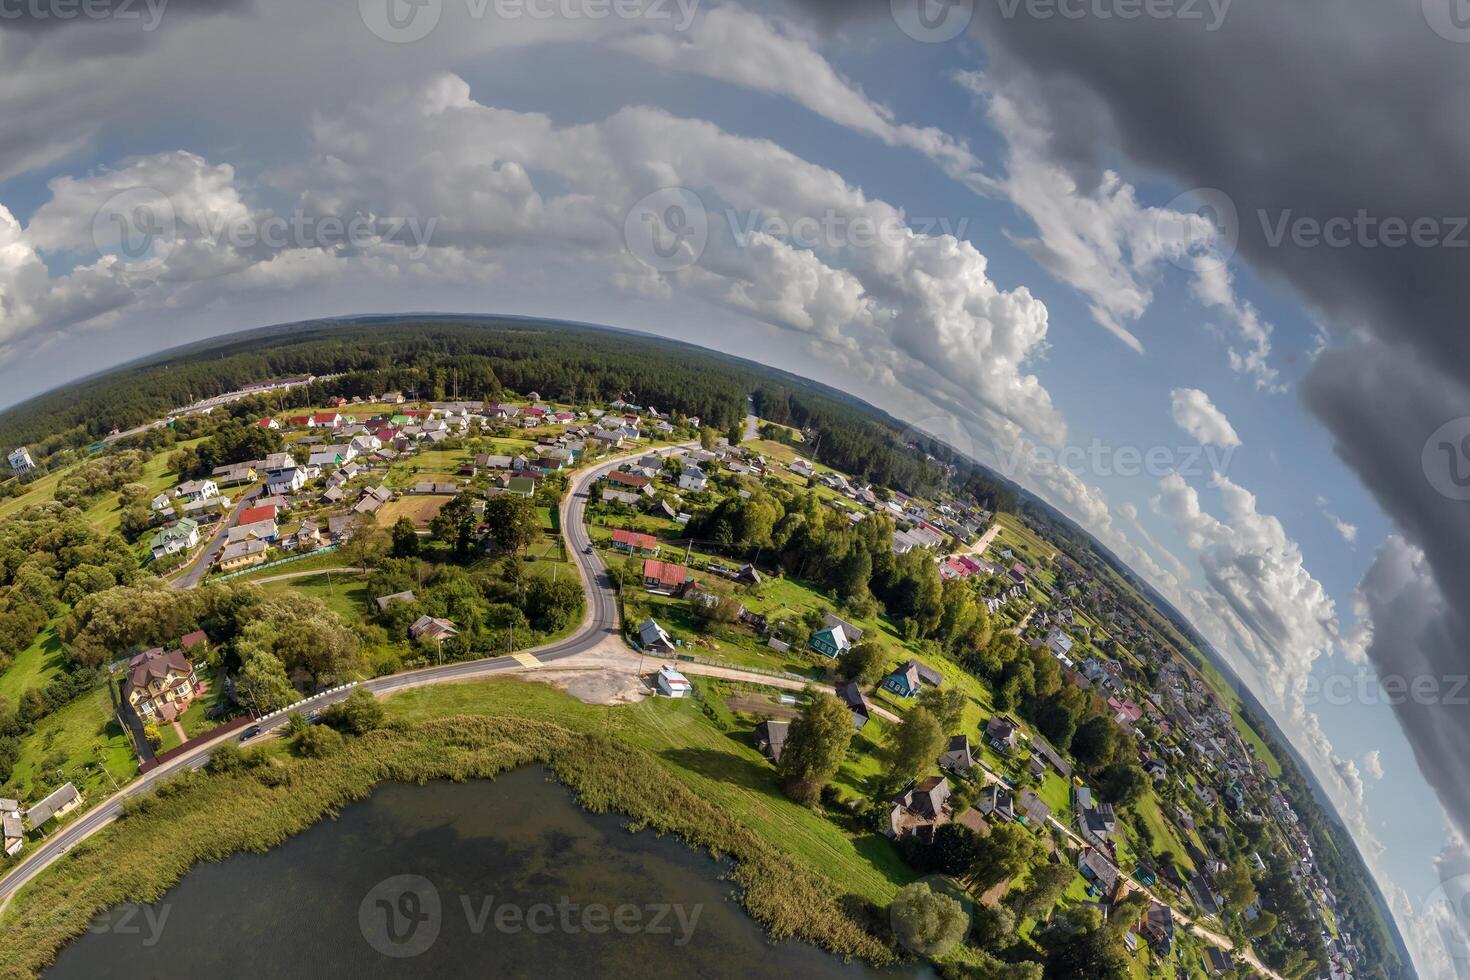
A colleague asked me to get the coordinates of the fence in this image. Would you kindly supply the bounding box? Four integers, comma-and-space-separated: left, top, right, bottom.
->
211, 545, 340, 582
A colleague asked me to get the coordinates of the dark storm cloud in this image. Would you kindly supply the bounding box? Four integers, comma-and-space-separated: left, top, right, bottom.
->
785, 0, 1470, 837
1303, 348, 1470, 845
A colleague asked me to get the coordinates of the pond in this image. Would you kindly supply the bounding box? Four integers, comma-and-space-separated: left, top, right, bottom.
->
47, 767, 925, 978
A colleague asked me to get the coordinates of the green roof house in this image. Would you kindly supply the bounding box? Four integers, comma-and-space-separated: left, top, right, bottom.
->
809, 624, 852, 659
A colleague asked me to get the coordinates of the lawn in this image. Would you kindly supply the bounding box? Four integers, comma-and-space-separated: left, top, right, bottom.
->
376, 494, 452, 528
0, 622, 66, 702
221, 548, 348, 583
383, 677, 917, 906
260, 570, 371, 620
3, 685, 135, 804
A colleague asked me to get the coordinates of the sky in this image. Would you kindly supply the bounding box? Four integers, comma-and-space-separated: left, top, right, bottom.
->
2, 0, 1469, 972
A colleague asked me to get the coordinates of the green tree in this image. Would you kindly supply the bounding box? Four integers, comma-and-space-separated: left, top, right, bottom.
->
294, 723, 345, 757
889, 881, 968, 957
836, 640, 887, 685
390, 516, 420, 557
1009, 860, 1074, 922
323, 688, 385, 735
483, 493, 541, 555
1096, 762, 1148, 809
142, 723, 162, 749
886, 706, 945, 785
916, 686, 968, 734
1039, 907, 1129, 980
430, 494, 480, 558
234, 649, 295, 715
778, 692, 853, 805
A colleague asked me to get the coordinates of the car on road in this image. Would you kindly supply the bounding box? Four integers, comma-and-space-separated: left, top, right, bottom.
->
239, 725, 262, 741
585, 544, 593, 554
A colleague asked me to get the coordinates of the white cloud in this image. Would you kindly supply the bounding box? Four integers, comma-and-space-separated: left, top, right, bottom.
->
1364, 750, 1385, 781
1315, 494, 1359, 544
614, 7, 995, 195
1169, 387, 1241, 448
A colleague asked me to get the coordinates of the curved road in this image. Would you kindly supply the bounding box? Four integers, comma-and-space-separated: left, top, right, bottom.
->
0, 443, 690, 909
0, 432, 1277, 976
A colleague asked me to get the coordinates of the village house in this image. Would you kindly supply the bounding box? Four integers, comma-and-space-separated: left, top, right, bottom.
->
1, 801, 22, 856
26, 782, 82, 829
888, 775, 953, 840
939, 734, 976, 774
122, 646, 201, 723
637, 618, 675, 653
217, 538, 268, 571
611, 529, 659, 555
149, 518, 200, 560
835, 681, 871, 730
753, 719, 789, 763
808, 623, 852, 659
173, 478, 219, 503
409, 615, 459, 644
642, 559, 690, 595
985, 716, 1020, 753
375, 590, 416, 611
654, 665, 691, 698
881, 659, 944, 698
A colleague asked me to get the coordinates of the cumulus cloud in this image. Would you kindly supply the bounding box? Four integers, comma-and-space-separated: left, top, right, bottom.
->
1364, 750, 1385, 781
1169, 387, 1241, 449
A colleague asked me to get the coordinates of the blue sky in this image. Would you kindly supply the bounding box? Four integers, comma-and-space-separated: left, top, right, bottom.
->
0, 3, 1462, 972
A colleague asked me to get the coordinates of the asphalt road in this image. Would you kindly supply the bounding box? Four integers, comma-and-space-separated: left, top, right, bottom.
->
0, 443, 690, 909
171, 485, 261, 590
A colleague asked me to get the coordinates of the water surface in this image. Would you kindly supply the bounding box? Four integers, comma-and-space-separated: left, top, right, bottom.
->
48, 767, 919, 979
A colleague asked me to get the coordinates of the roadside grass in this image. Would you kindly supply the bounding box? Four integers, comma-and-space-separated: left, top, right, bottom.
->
2, 685, 134, 804
0, 622, 66, 702
0, 706, 894, 977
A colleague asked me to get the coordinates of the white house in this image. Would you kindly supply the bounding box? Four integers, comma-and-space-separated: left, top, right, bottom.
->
677, 466, 708, 492
6, 447, 36, 476
654, 666, 691, 698
173, 478, 219, 503
265, 466, 307, 496
149, 519, 200, 560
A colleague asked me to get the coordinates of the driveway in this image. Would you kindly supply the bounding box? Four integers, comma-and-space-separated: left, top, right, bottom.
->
172, 485, 261, 590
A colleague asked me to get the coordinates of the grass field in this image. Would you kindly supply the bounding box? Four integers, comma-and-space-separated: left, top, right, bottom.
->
3, 685, 135, 803
376, 494, 452, 528
260, 570, 371, 620
384, 678, 917, 906
0, 622, 66, 702
0, 439, 205, 531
